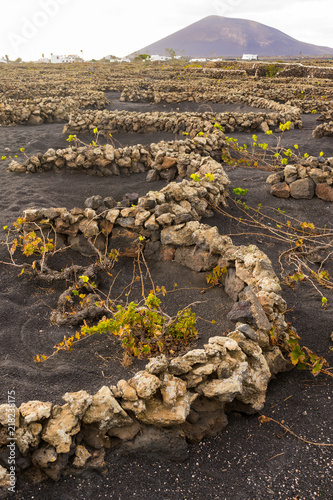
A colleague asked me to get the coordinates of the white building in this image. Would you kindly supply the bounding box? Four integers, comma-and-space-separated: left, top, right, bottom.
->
190, 58, 207, 63
50, 54, 82, 64
150, 55, 171, 62
242, 54, 258, 60
0, 58, 7, 64
104, 55, 131, 63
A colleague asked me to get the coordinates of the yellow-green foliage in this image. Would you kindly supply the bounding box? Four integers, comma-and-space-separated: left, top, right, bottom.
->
35, 291, 197, 362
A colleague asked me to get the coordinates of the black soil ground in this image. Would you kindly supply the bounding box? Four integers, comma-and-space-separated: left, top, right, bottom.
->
0, 96, 332, 499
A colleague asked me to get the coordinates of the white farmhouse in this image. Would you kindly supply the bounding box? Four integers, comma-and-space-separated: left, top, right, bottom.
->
190, 58, 207, 63
50, 54, 82, 63
104, 55, 131, 63
0, 58, 8, 64
242, 54, 258, 60
150, 55, 171, 62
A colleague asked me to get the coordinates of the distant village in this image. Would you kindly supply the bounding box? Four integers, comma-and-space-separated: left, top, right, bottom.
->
0, 53, 259, 64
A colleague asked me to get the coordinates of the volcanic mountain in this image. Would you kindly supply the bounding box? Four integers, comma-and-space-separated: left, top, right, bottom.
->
133, 15, 333, 58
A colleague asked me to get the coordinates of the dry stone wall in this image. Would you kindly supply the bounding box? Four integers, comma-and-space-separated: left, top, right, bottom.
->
0, 157, 293, 487
119, 85, 303, 115
204, 61, 333, 80
313, 121, 333, 138
236, 83, 332, 108
0, 65, 127, 98
267, 156, 333, 201
20, 156, 230, 259
275, 64, 333, 80
63, 108, 302, 138
0, 93, 108, 126
7, 130, 226, 178
6, 60, 331, 489
285, 99, 333, 114
1, 62, 331, 105
317, 110, 333, 122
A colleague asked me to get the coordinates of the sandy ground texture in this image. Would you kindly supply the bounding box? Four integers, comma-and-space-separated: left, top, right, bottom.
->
0, 97, 332, 499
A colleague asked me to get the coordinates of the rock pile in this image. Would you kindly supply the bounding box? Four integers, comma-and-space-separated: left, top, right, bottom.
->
267, 157, 333, 201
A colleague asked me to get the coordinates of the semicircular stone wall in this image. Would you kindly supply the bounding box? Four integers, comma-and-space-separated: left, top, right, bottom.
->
0, 156, 293, 488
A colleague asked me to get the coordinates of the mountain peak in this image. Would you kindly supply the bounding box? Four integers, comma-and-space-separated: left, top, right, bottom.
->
133, 16, 333, 58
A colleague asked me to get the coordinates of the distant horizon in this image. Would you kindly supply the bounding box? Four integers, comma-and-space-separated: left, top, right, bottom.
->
2, 53, 333, 64
1, 1, 332, 61
3, 54, 333, 63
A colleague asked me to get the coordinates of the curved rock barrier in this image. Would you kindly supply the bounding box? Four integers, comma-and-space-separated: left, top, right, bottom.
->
317, 110, 333, 122
0, 157, 292, 487
119, 86, 303, 115
119, 78, 332, 108
312, 121, 333, 138
285, 99, 333, 114
206, 60, 333, 78
20, 156, 230, 258
266, 156, 333, 201
7, 130, 226, 179
63, 108, 302, 138
229, 62, 333, 80
274, 64, 333, 80
0, 93, 108, 126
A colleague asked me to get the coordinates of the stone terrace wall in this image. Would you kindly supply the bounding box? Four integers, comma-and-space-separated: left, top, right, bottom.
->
0, 157, 291, 487
63, 108, 303, 137
266, 156, 333, 201
0, 93, 108, 126
7, 131, 226, 180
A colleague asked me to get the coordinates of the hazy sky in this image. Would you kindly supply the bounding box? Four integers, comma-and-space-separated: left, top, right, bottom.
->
1, 0, 333, 61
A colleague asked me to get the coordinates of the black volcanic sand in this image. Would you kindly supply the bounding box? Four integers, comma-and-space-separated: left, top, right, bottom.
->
0, 101, 332, 499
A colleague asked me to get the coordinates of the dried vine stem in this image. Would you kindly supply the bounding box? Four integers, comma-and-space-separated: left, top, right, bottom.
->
259, 414, 333, 447
211, 197, 333, 294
